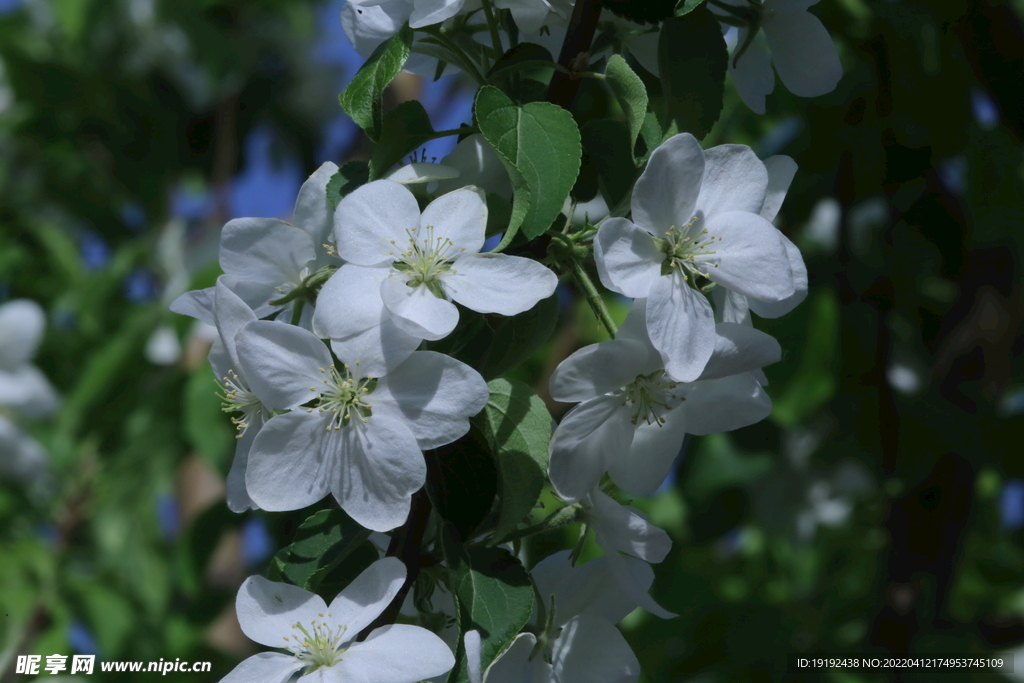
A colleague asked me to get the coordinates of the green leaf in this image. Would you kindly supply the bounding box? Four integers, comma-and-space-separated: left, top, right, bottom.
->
424, 426, 499, 543
658, 6, 728, 139
368, 100, 437, 180
675, 0, 706, 16
485, 192, 513, 239
474, 85, 582, 242
472, 378, 552, 543
441, 535, 534, 683
581, 118, 637, 210
486, 42, 556, 84
478, 294, 559, 380
327, 161, 370, 212
183, 364, 233, 471
605, 54, 649, 150
339, 23, 413, 141
267, 510, 375, 594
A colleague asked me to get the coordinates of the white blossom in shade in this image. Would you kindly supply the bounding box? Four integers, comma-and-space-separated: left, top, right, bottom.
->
314, 180, 557, 343
548, 299, 778, 503
207, 278, 269, 513
171, 162, 340, 331
0, 299, 58, 419
221, 557, 455, 683
712, 154, 807, 346
385, 161, 460, 189
433, 134, 513, 201
0, 414, 48, 485
594, 133, 797, 381
348, 0, 466, 29
493, 0, 572, 34
235, 319, 488, 531
478, 551, 643, 683
582, 488, 675, 619
714, 0, 842, 114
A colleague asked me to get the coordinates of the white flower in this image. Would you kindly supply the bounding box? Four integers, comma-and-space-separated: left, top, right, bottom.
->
207, 278, 269, 513
314, 180, 557, 342
0, 414, 47, 484
582, 488, 675, 619
222, 557, 455, 683
235, 319, 488, 531
493, 0, 573, 34
171, 162, 340, 330
477, 551, 643, 683
0, 299, 58, 419
713, 154, 807, 327
716, 0, 843, 114
594, 133, 798, 381
349, 0, 467, 29
434, 134, 513, 201
385, 161, 460, 188
548, 299, 778, 502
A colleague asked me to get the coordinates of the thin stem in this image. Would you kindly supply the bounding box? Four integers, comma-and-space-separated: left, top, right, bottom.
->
425, 125, 479, 140
418, 28, 489, 86
570, 259, 618, 337
499, 503, 586, 544
479, 0, 505, 62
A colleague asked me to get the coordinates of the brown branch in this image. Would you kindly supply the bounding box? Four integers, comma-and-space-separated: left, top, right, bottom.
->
546, 0, 603, 109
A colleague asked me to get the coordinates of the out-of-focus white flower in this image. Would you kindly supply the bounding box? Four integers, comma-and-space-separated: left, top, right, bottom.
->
221, 558, 455, 683
0, 299, 58, 419
145, 324, 182, 365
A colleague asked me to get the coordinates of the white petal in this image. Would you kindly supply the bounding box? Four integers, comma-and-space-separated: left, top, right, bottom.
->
646, 274, 716, 382
588, 489, 672, 563
763, 8, 842, 97
421, 186, 487, 255
235, 575, 327, 647
0, 299, 45, 369
482, 633, 536, 683
247, 412, 333, 511
380, 277, 459, 341
729, 30, 774, 115
632, 133, 704, 232
329, 319, 421, 379
325, 557, 407, 636
337, 624, 455, 682
220, 653, 304, 683
235, 320, 332, 410
696, 144, 768, 217
380, 351, 488, 449
698, 323, 781, 380
747, 233, 808, 317
409, 0, 465, 28
550, 615, 640, 683
549, 339, 653, 404
531, 551, 639, 626
683, 373, 772, 435
549, 396, 634, 503
336, 180, 421, 266
220, 217, 314, 286
215, 278, 258, 369
386, 162, 459, 185
593, 219, 664, 297
601, 546, 676, 619
0, 365, 59, 419
170, 287, 216, 326
465, 630, 482, 683
445, 253, 557, 316
702, 210, 795, 302
760, 155, 798, 222
294, 162, 340, 269
331, 409, 426, 532
609, 403, 688, 497
435, 134, 513, 200
313, 265, 391, 340
226, 424, 259, 513
713, 287, 751, 325
342, 1, 408, 59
